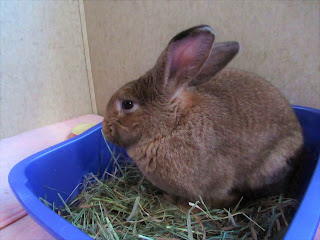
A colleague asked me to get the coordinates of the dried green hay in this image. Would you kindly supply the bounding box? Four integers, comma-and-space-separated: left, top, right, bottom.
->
40, 135, 299, 240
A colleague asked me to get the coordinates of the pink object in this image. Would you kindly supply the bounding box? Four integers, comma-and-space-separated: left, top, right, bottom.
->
0, 114, 103, 238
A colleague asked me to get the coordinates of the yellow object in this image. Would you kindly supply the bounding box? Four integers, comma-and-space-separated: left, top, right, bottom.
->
72, 123, 98, 136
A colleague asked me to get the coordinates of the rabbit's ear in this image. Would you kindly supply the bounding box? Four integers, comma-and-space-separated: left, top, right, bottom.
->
189, 42, 240, 86
155, 25, 215, 93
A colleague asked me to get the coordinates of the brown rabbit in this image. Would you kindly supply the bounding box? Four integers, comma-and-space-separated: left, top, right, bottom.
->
102, 25, 303, 207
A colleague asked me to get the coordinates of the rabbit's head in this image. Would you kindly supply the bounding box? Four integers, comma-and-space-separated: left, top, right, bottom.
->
103, 25, 239, 148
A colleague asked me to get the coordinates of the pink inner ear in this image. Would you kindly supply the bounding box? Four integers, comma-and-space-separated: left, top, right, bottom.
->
169, 34, 211, 80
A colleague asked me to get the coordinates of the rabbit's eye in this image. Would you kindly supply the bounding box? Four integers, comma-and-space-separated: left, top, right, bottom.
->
122, 100, 133, 110
117, 100, 138, 113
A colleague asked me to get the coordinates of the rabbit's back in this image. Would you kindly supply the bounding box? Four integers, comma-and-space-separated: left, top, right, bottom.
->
196, 68, 303, 193
200, 68, 297, 128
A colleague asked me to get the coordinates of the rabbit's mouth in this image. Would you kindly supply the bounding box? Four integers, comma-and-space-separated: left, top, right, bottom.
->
102, 119, 118, 144
102, 118, 138, 148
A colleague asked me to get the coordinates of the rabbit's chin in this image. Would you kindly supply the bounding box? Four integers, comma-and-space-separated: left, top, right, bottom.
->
102, 128, 124, 147
102, 128, 116, 145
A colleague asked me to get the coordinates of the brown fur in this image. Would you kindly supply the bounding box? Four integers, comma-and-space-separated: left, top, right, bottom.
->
102, 25, 303, 207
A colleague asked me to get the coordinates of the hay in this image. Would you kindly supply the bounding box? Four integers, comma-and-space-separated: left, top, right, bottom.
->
40, 134, 299, 240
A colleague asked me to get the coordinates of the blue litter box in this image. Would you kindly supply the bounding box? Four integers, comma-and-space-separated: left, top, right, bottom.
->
9, 106, 320, 240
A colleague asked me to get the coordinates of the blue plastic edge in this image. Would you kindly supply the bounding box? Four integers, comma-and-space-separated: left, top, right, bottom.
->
8, 106, 320, 240
283, 105, 320, 240
8, 124, 103, 240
